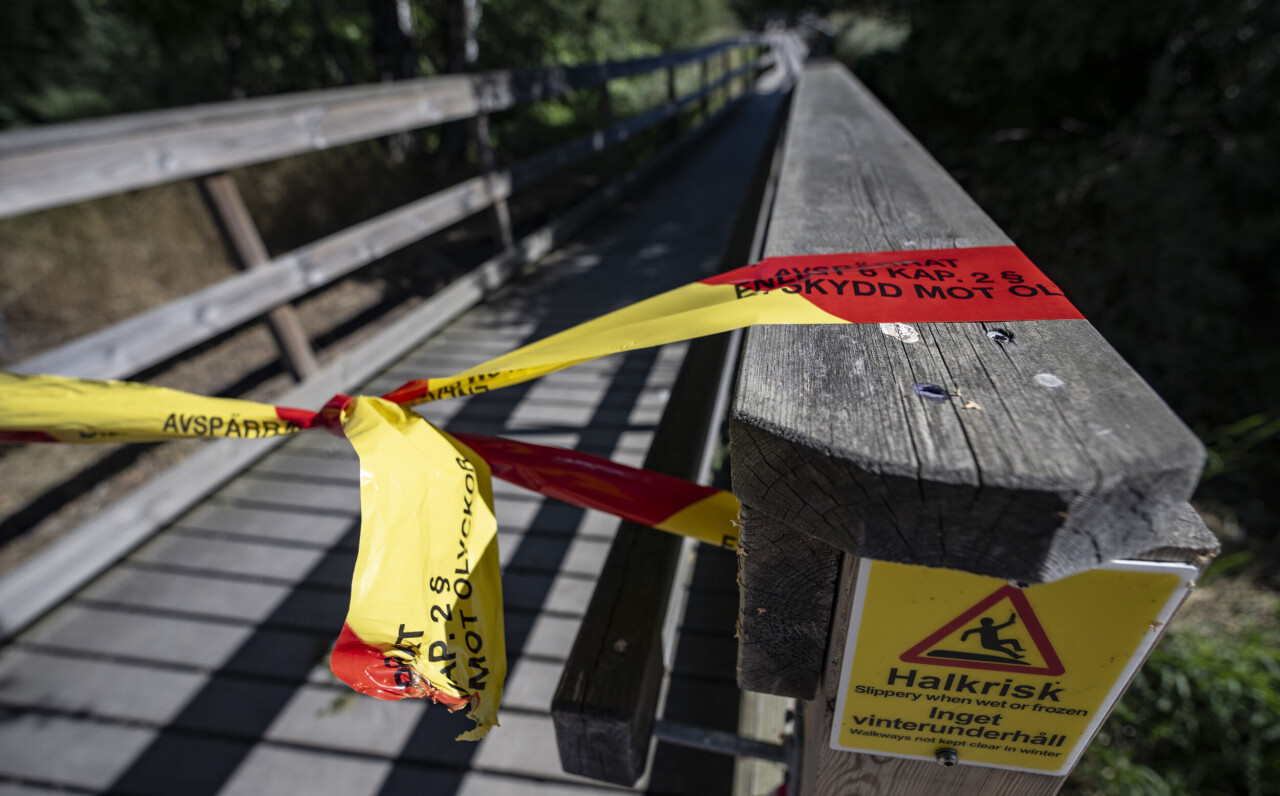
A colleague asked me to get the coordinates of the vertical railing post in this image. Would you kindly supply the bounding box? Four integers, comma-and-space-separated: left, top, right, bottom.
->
699, 54, 710, 121
666, 63, 679, 142
469, 113, 515, 252
723, 48, 735, 102
198, 174, 319, 379
598, 75, 619, 178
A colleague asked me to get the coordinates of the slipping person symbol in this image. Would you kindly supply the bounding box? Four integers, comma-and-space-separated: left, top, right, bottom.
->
961, 613, 1025, 660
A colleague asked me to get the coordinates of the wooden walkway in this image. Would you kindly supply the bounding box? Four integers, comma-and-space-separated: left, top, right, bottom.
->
0, 85, 788, 795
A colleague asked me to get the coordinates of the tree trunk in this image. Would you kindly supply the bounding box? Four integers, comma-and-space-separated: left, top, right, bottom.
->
369, 0, 419, 160
436, 0, 479, 179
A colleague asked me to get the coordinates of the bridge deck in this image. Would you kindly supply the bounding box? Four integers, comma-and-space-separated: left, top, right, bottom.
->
0, 87, 786, 795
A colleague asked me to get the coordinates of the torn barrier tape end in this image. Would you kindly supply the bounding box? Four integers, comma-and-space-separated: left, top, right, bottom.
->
454, 432, 740, 549
331, 622, 476, 709
339, 397, 505, 740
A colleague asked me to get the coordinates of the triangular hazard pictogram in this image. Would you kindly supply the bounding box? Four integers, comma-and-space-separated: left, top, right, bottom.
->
900, 585, 1065, 676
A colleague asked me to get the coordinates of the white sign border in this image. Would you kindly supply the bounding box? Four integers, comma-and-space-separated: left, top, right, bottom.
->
827, 558, 1197, 775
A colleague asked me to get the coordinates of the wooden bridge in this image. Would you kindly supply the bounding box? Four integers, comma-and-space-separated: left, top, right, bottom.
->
0, 28, 1215, 796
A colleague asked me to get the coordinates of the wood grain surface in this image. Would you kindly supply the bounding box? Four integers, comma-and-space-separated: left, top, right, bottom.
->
731, 60, 1205, 585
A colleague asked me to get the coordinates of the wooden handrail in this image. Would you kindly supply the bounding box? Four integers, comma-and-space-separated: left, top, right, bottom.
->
730, 58, 1217, 795
8, 58, 763, 381
732, 59, 1208, 589
0, 38, 757, 219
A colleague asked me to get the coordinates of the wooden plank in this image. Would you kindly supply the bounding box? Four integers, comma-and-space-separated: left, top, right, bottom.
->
453, 771, 626, 796
263, 693, 636, 787
551, 71, 794, 786
0, 657, 601, 793
0, 38, 757, 219
216, 474, 360, 513
23, 604, 259, 670
130, 533, 331, 580
551, 336, 734, 786
0, 712, 158, 792
199, 173, 320, 378
95, 518, 614, 617
83, 567, 300, 625
219, 747, 392, 796
730, 60, 1207, 586
265, 686, 429, 758
597, 81, 619, 178
16, 601, 583, 679
175, 501, 355, 545
471, 113, 516, 252
0, 648, 207, 725
9, 59, 760, 382
0, 628, 618, 732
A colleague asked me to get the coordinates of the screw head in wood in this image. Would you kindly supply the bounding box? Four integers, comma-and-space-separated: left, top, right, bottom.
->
935, 748, 959, 767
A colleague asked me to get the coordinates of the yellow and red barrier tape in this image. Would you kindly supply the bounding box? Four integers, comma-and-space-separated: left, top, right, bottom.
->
0, 246, 1080, 739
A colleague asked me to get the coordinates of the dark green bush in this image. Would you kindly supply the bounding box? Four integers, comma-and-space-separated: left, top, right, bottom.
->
1068, 603, 1280, 795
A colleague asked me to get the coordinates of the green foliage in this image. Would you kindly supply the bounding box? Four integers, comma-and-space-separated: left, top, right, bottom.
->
0, 0, 734, 128
1, 0, 379, 125
473, 0, 732, 69
827, 11, 908, 63
1068, 621, 1280, 795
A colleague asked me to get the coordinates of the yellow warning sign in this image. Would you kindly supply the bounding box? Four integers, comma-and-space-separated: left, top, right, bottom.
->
829, 558, 1195, 774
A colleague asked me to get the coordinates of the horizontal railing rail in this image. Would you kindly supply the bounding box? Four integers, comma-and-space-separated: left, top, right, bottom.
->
0, 38, 757, 219
5, 39, 765, 381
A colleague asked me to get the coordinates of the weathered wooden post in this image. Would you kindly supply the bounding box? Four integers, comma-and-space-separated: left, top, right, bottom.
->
700, 54, 711, 120
731, 60, 1218, 794
455, 1, 515, 255
723, 48, 735, 103
198, 174, 320, 379
666, 63, 680, 142
597, 73, 619, 179
469, 112, 516, 252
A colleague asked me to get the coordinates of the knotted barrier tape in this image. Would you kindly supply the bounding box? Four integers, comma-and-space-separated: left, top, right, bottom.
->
0, 246, 1080, 739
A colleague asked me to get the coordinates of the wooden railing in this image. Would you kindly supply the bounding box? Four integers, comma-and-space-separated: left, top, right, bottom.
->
0, 35, 770, 644
730, 59, 1218, 795
1, 37, 766, 382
